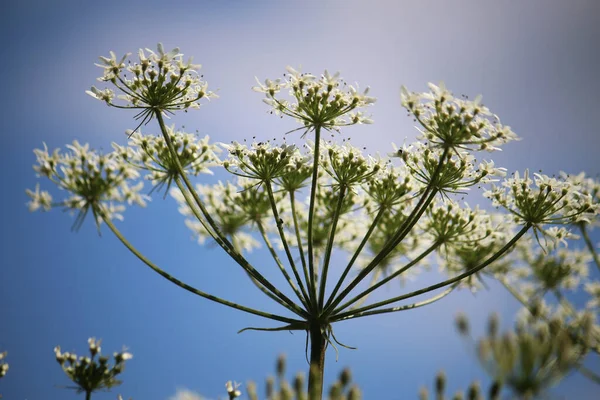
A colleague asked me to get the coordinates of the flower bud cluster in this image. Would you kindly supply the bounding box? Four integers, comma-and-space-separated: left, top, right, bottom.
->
419, 370, 494, 400
54, 338, 132, 395
442, 214, 514, 284
560, 171, 600, 226
484, 170, 599, 232
321, 142, 383, 188
356, 206, 422, 276
401, 82, 518, 152
226, 380, 242, 399
0, 351, 8, 379
171, 178, 281, 252
115, 127, 220, 194
364, 166, 415, 210
254, 66, 375, 132
87, 43, 216, 117
457, 313, 588, 399
523, 247, 591, 291
404, 143, 505, 195
222, 140, 298, 182
585, 281, 600, 309
28, 141, 148, 229
276, 153, 313, 192
422, 200, 490, 249
274, 184, 367, 258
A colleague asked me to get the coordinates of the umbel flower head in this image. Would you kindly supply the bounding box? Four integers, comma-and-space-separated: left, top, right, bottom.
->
485, 170, 599, 243
114, 127, 221, 195
401, 82, 519, 152
254, 66, 375, 134
28, 141, 149, 230
87, 43, 217, 128
54, 338, 133, 396
221, 140, 298, 183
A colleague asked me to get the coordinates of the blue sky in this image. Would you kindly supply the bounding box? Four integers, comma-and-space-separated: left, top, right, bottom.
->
1, 1, 599, 399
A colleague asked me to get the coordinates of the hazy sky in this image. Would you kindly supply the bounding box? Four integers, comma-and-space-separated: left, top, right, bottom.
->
1, 1, 599, 399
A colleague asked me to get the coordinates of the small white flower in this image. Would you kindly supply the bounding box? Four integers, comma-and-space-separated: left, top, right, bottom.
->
225, 380, 242, 397
25, 183, 52, 212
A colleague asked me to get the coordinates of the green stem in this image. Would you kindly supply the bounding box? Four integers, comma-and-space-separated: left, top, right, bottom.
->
324, 207, 385, 311
264, 182, 311, 308
332, 242, 440, 315
307, 126, 322, 310
580, 223, 600, 273
102, 213, 302, 324
349, 269, 381, 310
576, 364, 600, 385
156, 111, 306, 318
290, 190, 313, 305
173, 177, 306, 316
333, 224, 531, 320
332, 285, 455, 322
308, 322, 326, 399
324, 187, 439, 315
324, 147, 451, 315
85, 391, 92, 400
256, 219, 309, 309
318, 184, 347, 309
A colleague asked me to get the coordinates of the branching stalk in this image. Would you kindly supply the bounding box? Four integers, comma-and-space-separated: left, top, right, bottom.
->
256, 219, 309, 309
290, 190, 313, 305
318, 184, 347, 309
332, 285, 456, 322
324, 207, 385, 311
307, 126, 322, 310
333, 224, 531, 320
157, 110, 307, 318
264, 181, 311, 308
101, 213, 303, 324
332, 241, 440, 315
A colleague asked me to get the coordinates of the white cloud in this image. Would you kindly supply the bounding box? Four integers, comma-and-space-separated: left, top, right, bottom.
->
168, 388, 205, 400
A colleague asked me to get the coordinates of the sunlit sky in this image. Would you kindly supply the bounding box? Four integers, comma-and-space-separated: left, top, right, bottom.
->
1, 1, 599, 399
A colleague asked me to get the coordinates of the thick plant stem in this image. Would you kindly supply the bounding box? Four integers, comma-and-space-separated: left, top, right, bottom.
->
308, 323, 326, 399
85, 391, 92, 400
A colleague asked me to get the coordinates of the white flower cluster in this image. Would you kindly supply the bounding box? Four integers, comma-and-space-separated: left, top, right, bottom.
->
0, 351, 8, 379
401, 82, 519, 152
254, 66, 375, 132
561, 171, 600, 226
321, 141, 383, 187
28, 141, 148, 228
422, 200, 492, 251
87, 43, 216, 119
54, 338, 133, 395
221, 140, 298, 182
114, 127, 220, 194
403, 142, 506, 195
171, 178, 275, 253
226, 380, 242, 398
485, 170, 598, 234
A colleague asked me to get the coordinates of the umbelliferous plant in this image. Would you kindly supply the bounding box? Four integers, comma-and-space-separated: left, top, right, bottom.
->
28, 43, 599, 398
54, 338, 132, 399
